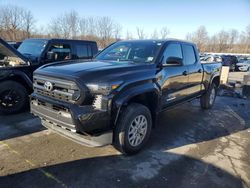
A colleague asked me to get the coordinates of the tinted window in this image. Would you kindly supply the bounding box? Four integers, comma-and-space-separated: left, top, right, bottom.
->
76, 44, 91, 58
182, 44, 196, 65
48, 43, 72, 60
18, 40, 47, 57
162, 43, 182, 64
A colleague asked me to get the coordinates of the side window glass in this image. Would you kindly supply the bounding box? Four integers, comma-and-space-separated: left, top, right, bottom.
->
162, 43, 182, 64
182, 44, 196, 65
76, 44, 92, 59
48, 43, 72, 61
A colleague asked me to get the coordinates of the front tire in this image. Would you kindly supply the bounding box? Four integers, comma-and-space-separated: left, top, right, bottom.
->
0, 81, 28, 114
200, 83, 217, 109
114, 103, 152, 155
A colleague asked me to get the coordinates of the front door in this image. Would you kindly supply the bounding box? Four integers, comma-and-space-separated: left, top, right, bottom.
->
158, 42, 189, 109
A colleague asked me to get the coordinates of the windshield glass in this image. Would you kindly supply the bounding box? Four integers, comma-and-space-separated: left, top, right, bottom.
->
95, 41, 163, 63
18, 40, 47, 57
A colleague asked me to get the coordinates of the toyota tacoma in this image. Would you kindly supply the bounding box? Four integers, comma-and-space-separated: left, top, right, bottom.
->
31, 39, 221, 154
0, 38, 98, 114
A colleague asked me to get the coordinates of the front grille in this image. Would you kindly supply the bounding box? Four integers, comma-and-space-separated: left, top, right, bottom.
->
33, 75, 80, 103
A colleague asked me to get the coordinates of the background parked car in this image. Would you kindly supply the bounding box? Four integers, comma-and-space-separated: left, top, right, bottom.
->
221, 55, 238, 72
236, 59, 250, 72
200, 55, 222, 63
0, 38, 98, 114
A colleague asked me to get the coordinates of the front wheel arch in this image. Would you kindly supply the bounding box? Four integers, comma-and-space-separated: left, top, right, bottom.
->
113, 89, 160, 127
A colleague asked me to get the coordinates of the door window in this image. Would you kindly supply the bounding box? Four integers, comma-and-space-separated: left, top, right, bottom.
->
48, 43, 72, 61
162, 43, 182, 64
182, 44, 196, 65
75, 44, 92, 59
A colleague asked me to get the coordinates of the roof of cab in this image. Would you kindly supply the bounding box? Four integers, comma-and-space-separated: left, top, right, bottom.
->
23, 38, 97, 44
118, 39, 195, 45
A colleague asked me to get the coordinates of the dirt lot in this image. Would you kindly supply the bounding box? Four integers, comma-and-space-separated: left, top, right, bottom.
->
0, 96, 250, 188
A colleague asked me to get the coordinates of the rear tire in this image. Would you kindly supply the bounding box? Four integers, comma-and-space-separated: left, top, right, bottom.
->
114, 103, 152, 155
0, 81, 28, 114
200, 83, 217, 109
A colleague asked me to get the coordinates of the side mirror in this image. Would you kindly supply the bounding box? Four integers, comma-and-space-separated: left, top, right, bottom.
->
165, 56, 183, 66
46, 51, 56, 61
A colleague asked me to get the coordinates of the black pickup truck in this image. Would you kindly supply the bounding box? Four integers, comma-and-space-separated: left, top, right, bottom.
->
31, 39, 221, 154
0, 38, 98, 114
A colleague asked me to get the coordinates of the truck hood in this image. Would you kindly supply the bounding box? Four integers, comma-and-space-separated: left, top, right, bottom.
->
0, 38, 29, 68
35, 60, 157, 84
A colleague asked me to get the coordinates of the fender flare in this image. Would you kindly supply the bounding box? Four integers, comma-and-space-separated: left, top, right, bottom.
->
0, 69, 33, 89
113, 82, 161, 125
209, 72, 220, 87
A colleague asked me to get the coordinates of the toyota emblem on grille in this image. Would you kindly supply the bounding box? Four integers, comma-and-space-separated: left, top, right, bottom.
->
44, 81, 53, 91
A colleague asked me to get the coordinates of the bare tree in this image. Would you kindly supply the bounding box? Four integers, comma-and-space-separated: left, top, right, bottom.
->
0, 4, 35, 41
79, 17, 88, 38
136, 27, 146, 39
216, 30, 230, 52
126, 30, 133, 40
22, 10, 35, 38
240, 25, 250, 53
49, 10, 79, 39
186, 26, 208, 52
113, 23, 122, 41
67, 11, 79, 39
151, 29, 159, 39
96, 17, 115, 47
160, 27, 170, 39
228, 29, 238, 52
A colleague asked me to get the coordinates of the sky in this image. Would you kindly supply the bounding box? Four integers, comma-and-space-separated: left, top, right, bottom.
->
0, 0, 250, 39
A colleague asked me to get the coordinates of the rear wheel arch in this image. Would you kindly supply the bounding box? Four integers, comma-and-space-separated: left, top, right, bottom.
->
210, 75, 220, 89
212, 76, 220, 88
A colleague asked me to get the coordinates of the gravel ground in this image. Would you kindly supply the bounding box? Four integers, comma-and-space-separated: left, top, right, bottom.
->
0, 96, 250, 188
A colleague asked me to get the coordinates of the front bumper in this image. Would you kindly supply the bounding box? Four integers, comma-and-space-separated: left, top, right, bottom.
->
30, 94, 113, 147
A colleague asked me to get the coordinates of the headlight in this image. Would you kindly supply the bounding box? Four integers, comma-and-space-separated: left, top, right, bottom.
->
87, 82, 121, 95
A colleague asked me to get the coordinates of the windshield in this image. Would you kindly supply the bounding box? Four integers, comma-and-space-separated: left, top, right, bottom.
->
95, 41, 163, 63
18, 40, 47, 57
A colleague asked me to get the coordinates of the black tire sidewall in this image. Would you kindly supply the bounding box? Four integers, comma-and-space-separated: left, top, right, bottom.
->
201, 83, 217, 109
0, 81, 28, 114
114, 103, 152, 154
208, 84, 216, 107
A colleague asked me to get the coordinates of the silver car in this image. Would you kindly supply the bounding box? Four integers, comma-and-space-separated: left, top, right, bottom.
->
237, 60, 250, 72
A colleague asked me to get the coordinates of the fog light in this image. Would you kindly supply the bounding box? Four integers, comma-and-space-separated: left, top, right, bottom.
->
32, 100, 38, 106
72, 91, 81, 101
60, 111, 71, 118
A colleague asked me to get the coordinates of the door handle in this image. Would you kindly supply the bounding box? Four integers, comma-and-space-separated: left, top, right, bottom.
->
198, 69, 202, 73
182, 71, 188, 76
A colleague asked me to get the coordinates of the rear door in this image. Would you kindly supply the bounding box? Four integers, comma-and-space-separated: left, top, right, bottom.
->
159, 42, 189, 108
182, 44, 204, 97
74, 42, 94, 60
